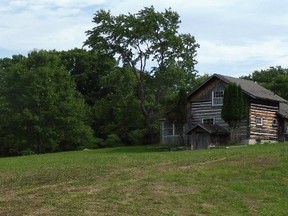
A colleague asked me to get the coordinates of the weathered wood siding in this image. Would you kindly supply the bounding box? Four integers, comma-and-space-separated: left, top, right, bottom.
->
189, 101, 248, 140
189, 101, 226, 127
186, 75, 285, 144
191, 130, 210, 149
189, 78, 225, 102
249, 102, 278, 140
188, 77, 227, 128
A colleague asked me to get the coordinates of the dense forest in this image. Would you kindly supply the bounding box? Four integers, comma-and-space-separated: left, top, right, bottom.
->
1, 7, 287, 157
0, 7, 199, 156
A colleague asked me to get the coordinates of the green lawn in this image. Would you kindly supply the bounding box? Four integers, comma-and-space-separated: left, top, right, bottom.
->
1, 143, 288, 216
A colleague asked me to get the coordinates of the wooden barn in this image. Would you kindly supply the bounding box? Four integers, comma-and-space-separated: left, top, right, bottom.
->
160, 74, 288, 149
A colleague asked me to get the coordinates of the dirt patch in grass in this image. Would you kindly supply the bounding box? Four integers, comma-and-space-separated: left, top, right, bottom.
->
179, 157, 228, 170
0, 190, 17, 203
248, 157, 279, 167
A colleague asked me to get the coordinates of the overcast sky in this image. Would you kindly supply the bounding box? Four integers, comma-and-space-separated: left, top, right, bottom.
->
1, 0, 288, 77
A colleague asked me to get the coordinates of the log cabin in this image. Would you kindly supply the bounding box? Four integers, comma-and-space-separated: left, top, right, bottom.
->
160, 74, 288, 149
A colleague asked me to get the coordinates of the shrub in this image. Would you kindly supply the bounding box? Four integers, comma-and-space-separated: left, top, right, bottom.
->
128, 129, 146, 145
20, 149, 35, 156
104, 134, 121, 147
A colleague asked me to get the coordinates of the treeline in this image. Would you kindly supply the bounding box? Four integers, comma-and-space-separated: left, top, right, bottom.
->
1, 50, 287, 157
0, 6, 203, 157
0, 48, 206, 157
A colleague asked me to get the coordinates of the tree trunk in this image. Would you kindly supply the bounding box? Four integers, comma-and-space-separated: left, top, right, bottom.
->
133, 68, 156, 144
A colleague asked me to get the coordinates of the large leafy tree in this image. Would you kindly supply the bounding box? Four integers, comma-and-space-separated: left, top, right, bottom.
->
92, 66, 145, 145
242, 66, 288, 100
221, 83, 245, 143
270, 75, 288, 100
84, 6, 199, 142
61, 49, 145, 145
60, 48, 116, 105
0, 50, 94, 156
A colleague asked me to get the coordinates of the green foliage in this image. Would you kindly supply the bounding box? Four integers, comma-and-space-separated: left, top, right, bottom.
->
243, 66, 288, 100
270, 74, 288, 99
221, 83, 245, 143
191, 73, 210, 90
221, 82, 245, 128
20, 149, 35, 156
60, 48, 116, 105
127, 129, 147, 145
0, 50, 94, 156
174, 88, 188, 126
84, 6, 199, 142
85, 7, 199, 75
91, 66, 146, 144
104, 133, 121, 147
0, 7, 203, 154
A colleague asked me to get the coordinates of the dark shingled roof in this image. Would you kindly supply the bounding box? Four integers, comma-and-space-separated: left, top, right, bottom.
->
278, 102, 288, 118
214, 74, 287, 103
187, 123, 229, 135
188, 74, 288, 103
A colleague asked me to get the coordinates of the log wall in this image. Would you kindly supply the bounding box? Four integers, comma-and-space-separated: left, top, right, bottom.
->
249, 102, 279, 140
189, 101, 248, 140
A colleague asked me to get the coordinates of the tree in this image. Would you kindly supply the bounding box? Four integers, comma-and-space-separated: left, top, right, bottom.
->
84, 6, 199, 142
270, 74, 288, 100
0, 50, 94, 156
91, 66, 146, 145
60, 48, 117, 106
221, 83, 245, 143
242, 66, 288, 100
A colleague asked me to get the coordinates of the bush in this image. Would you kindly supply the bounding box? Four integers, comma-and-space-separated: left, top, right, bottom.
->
20, 149, 35, 156
104, 134, 121, 147
128, 129, 146, 145
88, 137, 104, 149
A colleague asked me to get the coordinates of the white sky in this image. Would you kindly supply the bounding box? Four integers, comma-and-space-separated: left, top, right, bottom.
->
1, 0, 288, 77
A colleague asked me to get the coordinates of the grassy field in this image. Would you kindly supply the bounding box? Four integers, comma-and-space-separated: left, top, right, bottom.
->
1, 143, 288, 216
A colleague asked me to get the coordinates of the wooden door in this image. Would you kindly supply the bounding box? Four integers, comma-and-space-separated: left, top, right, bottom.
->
193, 132, 210, 149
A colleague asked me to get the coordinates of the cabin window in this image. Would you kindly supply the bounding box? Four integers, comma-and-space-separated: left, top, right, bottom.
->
202, 118, 215, 124
163, 121, 175, 136
255, 117, 263, 126
212, 91, 224, 106
272, 118, 278, 126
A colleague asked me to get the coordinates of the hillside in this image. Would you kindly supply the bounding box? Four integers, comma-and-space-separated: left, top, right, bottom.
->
1, 144, 288, 215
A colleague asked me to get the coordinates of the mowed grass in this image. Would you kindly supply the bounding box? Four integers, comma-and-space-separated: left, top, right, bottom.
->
1, 144, 288, 216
